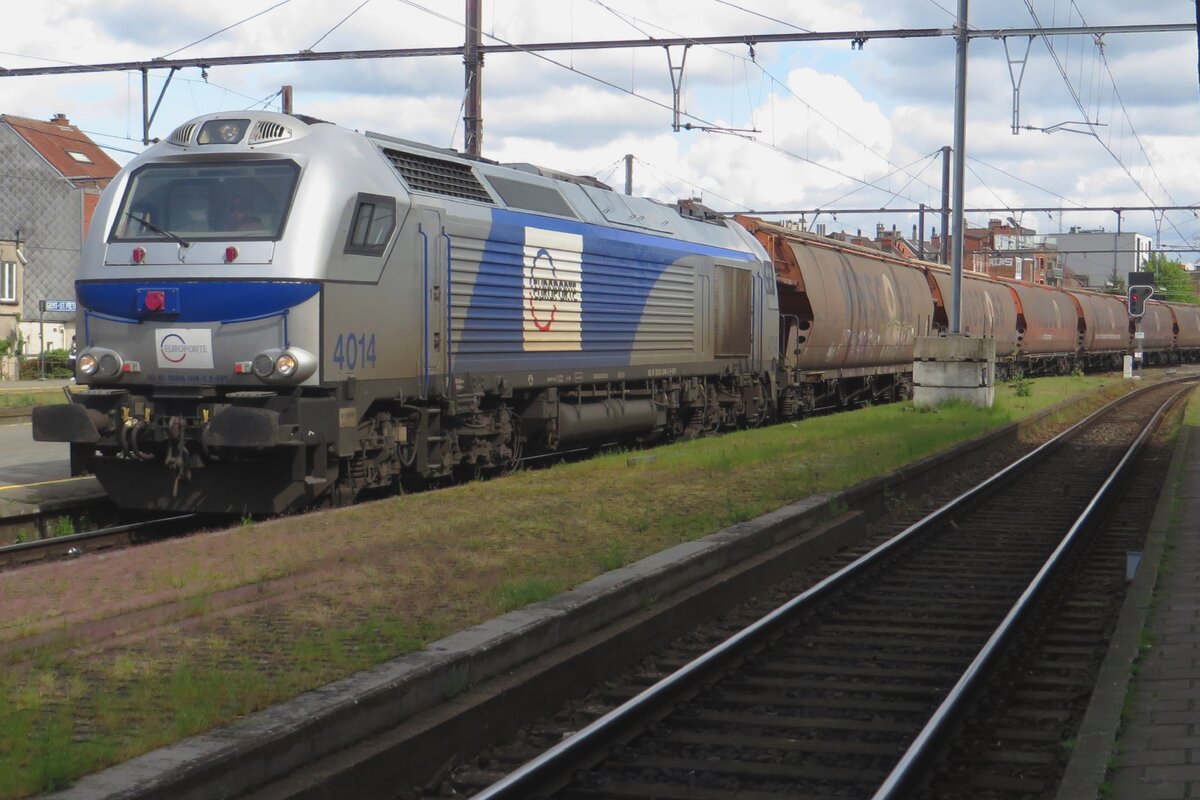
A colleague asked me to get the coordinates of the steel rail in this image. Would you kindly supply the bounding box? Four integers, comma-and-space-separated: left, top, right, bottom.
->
873, 380, 1196, 799
0, 514, 195, 568
470, 377, 1193, 799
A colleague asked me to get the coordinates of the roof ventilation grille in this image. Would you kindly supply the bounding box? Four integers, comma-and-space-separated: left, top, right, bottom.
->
383, 148, 493, 203
167, 122, 198, 147
249, 120, 291, 145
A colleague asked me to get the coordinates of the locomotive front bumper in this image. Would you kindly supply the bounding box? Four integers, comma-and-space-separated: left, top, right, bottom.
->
32, 404, 108, 443
33, 403, 288, 450
202, 406, 284, 449
32, 394, 339, 514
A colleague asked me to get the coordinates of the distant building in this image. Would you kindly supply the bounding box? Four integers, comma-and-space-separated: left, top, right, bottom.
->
922, 219, 1057, 283
873, 224, 923, 260
1047, 228, 1152, 290
0, 113, 120, 361
0, 238, 23, 370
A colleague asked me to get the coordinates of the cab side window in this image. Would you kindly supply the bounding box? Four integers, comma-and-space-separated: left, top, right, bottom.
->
345, 194, 396, 256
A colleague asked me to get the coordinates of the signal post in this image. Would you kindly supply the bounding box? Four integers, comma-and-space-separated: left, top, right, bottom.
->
1125, 270, 1154, 379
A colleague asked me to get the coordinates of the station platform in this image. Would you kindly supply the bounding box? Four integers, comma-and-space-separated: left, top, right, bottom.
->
1059, 394, 1200, 799
0, 382, 108, 526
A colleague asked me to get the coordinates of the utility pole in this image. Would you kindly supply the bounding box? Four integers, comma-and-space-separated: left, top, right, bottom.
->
624, 154, 634, 195
918, 203, 927, 260
949, 0, 969, 334
940, 145, 951, 265
464, 0, 483, 156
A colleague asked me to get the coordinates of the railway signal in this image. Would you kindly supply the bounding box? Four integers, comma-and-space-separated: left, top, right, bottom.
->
1127, 284, 1154, 317
1127, 270, 1155, 318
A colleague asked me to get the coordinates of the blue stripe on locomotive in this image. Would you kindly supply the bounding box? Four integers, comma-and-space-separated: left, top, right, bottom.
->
453, 208, 755, 372
76, 281, 320, 325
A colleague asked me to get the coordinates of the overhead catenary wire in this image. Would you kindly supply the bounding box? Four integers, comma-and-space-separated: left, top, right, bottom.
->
815, 150, 943, 210
159, 0, 296, 59
398, 0, 936, 210
586, 0, 945, 199
634, 156, 748, 209
1022, 0, 1176, 212
706, 0, 812, 34
306, 0, 376, 52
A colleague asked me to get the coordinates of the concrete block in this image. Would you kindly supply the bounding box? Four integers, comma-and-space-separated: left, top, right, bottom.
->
913, 334, 996, 362
912, 383, 995, 408
912, 335, 996, 408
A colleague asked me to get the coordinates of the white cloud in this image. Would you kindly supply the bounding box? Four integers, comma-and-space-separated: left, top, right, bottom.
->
0, 0, 1195, 248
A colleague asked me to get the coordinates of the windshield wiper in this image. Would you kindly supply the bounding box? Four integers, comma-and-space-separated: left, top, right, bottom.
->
123, 211, 191, 248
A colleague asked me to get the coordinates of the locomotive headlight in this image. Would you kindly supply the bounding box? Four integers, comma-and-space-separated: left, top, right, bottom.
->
76, 348, 124, 381
250, 348, 316, 384
98, 353, 121, 377
251, 353, 275, 378
275, 353, 298, 377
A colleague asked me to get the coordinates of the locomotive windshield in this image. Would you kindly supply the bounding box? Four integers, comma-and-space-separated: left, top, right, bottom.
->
110, 160, 299, 242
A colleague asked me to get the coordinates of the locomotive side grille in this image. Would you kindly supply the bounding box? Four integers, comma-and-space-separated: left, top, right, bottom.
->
384, 148, 493, 203
249, 120, 291, 144
167, 122, 198, 146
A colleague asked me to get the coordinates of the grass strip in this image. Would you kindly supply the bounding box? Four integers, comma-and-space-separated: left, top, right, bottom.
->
0, 375, 1129, 796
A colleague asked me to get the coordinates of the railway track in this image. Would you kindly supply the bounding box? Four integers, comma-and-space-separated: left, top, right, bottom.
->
457, 379, 1192, 800
0, 513, 197, 568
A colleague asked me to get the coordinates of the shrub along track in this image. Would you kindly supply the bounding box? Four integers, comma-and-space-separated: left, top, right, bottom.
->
429, 381, 1191, 800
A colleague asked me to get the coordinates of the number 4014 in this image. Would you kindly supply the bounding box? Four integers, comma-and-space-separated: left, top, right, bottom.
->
332, 332, 377, 370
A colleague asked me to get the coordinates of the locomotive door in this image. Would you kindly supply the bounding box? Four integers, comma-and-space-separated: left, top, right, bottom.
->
418, 209, 449, 397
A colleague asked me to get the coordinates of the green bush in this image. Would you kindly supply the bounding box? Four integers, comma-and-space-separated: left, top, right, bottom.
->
19, 350, 72, 379
1009, 376, 1033, 397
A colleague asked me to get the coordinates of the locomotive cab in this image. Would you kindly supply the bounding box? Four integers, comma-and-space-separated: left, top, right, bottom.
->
34, 112, 387, 513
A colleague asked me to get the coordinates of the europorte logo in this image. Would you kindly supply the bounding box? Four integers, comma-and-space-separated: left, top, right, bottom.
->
155, 328, 215, 369
522, 227, 582, 352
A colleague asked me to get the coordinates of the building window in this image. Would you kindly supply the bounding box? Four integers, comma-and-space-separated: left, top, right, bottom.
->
66, 150, 94, 164
1, 261, 16, 303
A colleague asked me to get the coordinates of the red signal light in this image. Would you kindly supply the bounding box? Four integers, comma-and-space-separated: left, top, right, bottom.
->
224, 246, 239, 263
132, 246, 146, 264
144, 290, 166, 312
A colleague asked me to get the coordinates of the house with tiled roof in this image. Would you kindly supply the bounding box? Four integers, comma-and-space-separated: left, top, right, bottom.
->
0, 113, 120, 369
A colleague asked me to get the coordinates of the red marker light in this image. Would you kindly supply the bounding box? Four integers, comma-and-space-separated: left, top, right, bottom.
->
132, 246, 146, 264
224, 246, 239, 263
144, 290, 166, 312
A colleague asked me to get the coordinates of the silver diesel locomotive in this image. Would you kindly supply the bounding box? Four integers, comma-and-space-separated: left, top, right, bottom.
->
34, 112, 780, 513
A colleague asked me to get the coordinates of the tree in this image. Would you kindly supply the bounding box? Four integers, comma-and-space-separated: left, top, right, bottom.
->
1144, 251, 1199, 304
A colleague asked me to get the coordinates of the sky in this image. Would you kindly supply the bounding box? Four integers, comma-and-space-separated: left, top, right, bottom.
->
1, 0, 1198, 254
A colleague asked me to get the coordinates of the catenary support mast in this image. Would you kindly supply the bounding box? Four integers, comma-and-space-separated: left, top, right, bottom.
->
950, 0, 969, 334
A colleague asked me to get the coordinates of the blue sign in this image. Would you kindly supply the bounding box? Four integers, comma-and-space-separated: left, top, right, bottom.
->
42, 300, 77, 312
